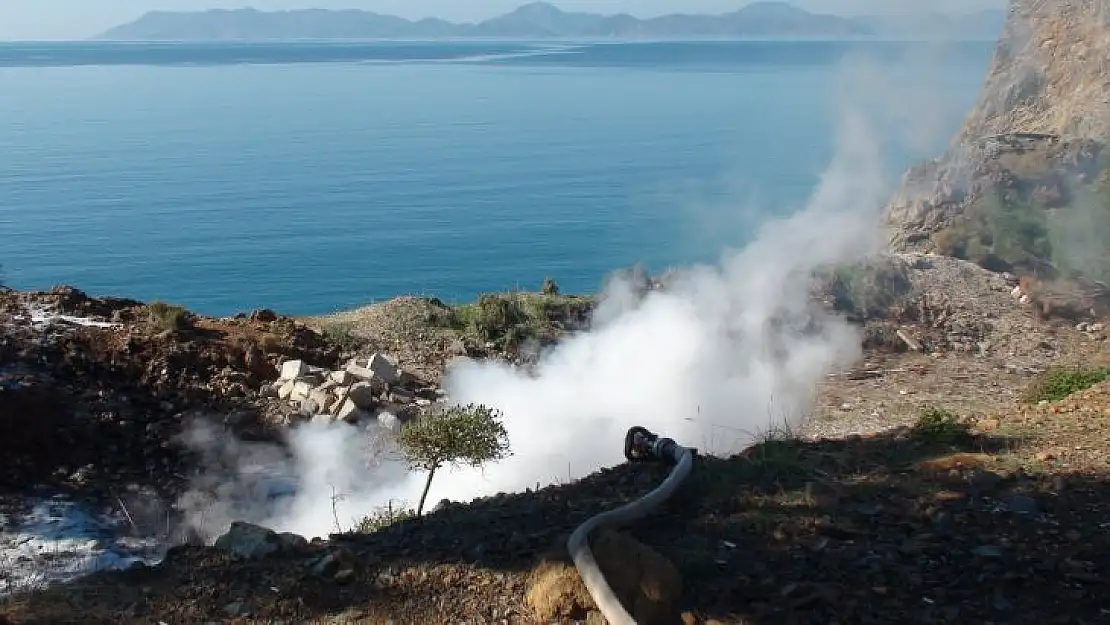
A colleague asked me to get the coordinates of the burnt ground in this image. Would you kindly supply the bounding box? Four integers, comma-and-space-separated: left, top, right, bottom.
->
3, 277, 1110, 624
0, 287, 340, 504
5, 400, 1110, 625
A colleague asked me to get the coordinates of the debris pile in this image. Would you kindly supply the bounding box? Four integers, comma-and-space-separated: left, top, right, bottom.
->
263, 355, 444, 430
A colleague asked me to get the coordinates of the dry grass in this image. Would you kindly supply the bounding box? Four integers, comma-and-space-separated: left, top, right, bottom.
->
525, 560, 593, 621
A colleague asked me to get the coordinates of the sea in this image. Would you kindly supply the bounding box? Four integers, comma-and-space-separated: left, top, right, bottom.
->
0, 39, 994, 316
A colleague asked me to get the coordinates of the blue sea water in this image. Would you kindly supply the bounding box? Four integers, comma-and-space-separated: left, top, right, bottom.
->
0, 40, 993, 316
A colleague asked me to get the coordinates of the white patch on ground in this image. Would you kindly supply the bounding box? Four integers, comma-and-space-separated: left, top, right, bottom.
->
23, 304, 119, 329
0, 497, 165, 596
6, 303, 120, 331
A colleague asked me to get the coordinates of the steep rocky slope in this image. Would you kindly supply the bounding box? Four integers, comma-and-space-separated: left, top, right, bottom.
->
3, 256, 1110, 623
884, 0, 1110, 260
960, 0, 1110, 141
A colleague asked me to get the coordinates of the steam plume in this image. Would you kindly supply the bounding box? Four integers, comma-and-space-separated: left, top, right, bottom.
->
176, 51, 964, 541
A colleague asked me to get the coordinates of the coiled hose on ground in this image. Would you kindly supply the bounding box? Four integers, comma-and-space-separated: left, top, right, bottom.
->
567, 427, 696, 625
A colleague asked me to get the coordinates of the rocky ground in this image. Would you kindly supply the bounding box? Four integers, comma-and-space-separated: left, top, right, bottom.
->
1, 252, 1110, 624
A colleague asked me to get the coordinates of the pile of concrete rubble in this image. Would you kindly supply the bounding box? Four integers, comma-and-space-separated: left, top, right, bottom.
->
263, 354, 443, 430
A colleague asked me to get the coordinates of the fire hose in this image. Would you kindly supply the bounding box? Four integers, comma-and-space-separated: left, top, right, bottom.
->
567, 427, 696, 625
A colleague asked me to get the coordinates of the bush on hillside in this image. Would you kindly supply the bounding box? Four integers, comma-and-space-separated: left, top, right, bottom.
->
931, 190, 1052, 275
467, 293, 531, 345
146, 301, 192, 332
911, 406, 972, 445
931, 179, 1110, 284
1023, 365, 1110, 403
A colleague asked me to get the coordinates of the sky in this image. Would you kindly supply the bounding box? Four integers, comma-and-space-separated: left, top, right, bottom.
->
0, 0, 1010, 41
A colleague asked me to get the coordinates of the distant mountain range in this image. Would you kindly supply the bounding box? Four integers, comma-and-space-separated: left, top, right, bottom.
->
95, 2, 1007, 41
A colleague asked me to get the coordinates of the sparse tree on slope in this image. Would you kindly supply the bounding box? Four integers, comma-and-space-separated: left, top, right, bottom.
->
397, 403, 511, 516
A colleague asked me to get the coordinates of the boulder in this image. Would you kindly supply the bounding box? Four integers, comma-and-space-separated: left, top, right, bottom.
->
311, 548, 356, 581
289, 380, 313, 402
214, 522, 291, 559
329, 370, 353, 385
277, 379, 296, 401
346, 354, 398, 385
346, 381, 377, 409
250, 308, 278, 323
308, 386, 333, 410
278, 532, 309, 551
298, 396, 322, 416
337, 399, 366, 424
279, 359, 308, 381
389, 388, 415, 404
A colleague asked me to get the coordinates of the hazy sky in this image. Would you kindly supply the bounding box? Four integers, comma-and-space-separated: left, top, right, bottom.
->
0, 1, 1010, 41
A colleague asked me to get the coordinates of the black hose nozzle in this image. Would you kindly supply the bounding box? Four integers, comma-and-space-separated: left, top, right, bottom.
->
624, 426, 685, 464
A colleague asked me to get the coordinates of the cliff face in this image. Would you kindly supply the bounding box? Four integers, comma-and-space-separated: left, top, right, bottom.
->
885, 0, 1110, 254
959, 0, 1110, 141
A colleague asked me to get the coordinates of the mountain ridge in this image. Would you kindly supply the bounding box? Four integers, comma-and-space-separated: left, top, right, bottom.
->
95, 2, 1007, 41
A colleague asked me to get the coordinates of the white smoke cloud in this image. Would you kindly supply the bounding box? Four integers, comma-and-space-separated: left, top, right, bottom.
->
176, 49, 966, 542
430, 106, 886, 499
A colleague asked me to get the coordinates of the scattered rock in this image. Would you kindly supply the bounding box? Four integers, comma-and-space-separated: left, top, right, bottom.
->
277, 532, 308, 551
346, 381, 377, 409
347, 353, 399, 385
336, 399, 366, 424
279, 359, 309, 381
311, 548, 356, 582
261, 353, 438, 425
214, 522, 293, 559
250, 309, 278, 323
329, 370, 353, 385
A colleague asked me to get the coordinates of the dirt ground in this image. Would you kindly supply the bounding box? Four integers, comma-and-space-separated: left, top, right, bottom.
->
5, 357, 1110, 624
4, 261, 1110, 624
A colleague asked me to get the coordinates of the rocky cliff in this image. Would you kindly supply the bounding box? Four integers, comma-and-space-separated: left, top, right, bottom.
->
961, 0, 1110, 141
884, 0, 1110, 261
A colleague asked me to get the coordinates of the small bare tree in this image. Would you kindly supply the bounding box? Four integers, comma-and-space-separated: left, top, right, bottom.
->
397, 403, 511, 516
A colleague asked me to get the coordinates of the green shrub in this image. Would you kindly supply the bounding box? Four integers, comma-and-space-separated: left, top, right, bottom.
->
453, 290, 594, 348
1044, 183, 1110, 282
1022, 365, 1110, 403
468, 293, 530, 344
938, 190, 1052, 273
911, 406, 972, 445
146, 301, 192, 332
